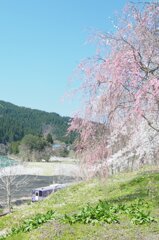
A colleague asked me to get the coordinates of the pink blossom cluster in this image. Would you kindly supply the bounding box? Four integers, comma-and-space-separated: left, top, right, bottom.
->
69, 2, 159, 175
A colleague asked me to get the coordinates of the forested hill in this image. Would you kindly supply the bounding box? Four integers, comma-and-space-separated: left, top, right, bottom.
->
0, 100, 74, 144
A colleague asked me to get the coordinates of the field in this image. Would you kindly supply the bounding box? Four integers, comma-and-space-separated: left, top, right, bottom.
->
0, 159, 80, 206
0, 167, 159, 240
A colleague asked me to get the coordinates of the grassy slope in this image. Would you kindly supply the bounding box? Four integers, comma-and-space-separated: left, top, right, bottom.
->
1, 168, 159, 240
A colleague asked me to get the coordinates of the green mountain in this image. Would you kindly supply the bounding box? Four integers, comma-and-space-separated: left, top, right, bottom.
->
0, 100, 75, 144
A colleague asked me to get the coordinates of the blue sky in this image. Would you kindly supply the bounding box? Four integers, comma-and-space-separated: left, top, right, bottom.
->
0, 0, 129, 116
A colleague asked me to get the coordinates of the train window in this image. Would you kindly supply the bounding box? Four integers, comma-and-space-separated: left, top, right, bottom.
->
39, 191, 43, 197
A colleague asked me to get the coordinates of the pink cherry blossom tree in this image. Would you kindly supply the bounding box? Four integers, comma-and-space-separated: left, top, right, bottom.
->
69, 2, 159, 175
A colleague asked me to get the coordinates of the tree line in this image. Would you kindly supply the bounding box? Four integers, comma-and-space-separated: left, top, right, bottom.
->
0, 100, 76, 145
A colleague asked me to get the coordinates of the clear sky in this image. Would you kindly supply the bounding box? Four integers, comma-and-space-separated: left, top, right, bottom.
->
0, 0, 129, 116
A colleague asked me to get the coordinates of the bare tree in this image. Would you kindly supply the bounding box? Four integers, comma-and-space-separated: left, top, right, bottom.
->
0, 161, 30, 213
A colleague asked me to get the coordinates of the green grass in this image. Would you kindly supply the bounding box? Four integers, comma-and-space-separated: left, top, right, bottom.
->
0, 167, 159, 239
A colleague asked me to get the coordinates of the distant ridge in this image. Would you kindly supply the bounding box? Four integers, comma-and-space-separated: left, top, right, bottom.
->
0, 100, 75, 144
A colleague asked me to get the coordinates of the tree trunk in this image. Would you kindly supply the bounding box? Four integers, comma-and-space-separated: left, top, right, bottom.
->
6, 177, 12, 213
